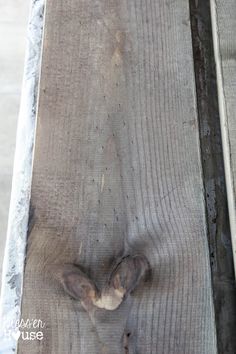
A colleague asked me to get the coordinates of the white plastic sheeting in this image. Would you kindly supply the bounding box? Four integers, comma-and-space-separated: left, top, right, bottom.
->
0, 1, 44, 352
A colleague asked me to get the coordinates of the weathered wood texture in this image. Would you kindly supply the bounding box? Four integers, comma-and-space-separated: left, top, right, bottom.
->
18, 1, 217, 353
211, 0, 236, 271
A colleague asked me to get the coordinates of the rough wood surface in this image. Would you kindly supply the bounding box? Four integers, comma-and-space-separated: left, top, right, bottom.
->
18, 1, 217, 353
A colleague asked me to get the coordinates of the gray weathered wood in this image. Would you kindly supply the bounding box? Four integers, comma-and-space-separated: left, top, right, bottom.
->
18, 1, 217, 353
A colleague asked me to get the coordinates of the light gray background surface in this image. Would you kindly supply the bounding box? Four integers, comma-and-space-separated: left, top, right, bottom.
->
0, 0, 29, 289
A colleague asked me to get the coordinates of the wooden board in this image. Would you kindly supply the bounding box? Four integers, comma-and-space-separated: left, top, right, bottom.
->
210, 0, 236, 273
18, 1, 217, 353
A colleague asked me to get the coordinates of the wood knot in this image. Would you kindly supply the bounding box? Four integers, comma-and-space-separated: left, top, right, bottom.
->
58, 254, 150, 312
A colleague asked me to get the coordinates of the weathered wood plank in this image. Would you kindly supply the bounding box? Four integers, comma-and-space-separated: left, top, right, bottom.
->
18, 1, 217, 353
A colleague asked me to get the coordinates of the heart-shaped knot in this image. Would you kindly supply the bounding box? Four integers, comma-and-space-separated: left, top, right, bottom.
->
58, 254, 149, 312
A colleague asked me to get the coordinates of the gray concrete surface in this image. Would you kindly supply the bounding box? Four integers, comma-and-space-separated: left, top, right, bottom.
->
0, 0, 30, 289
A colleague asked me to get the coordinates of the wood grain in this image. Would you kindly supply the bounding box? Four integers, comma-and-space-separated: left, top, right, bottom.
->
18, 1, 217, 353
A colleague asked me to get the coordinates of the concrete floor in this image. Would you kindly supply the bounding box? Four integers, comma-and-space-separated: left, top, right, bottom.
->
0, 1, 30, 288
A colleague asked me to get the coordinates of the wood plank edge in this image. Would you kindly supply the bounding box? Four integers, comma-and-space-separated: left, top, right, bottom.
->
190, 1, 236, 352
210, 0, 236, 277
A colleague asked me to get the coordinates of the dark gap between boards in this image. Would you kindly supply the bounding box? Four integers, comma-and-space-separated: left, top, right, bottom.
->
189, 1, 236, 353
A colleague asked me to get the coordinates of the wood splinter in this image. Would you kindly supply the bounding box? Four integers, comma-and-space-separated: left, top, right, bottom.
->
59, 255, 149, 311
